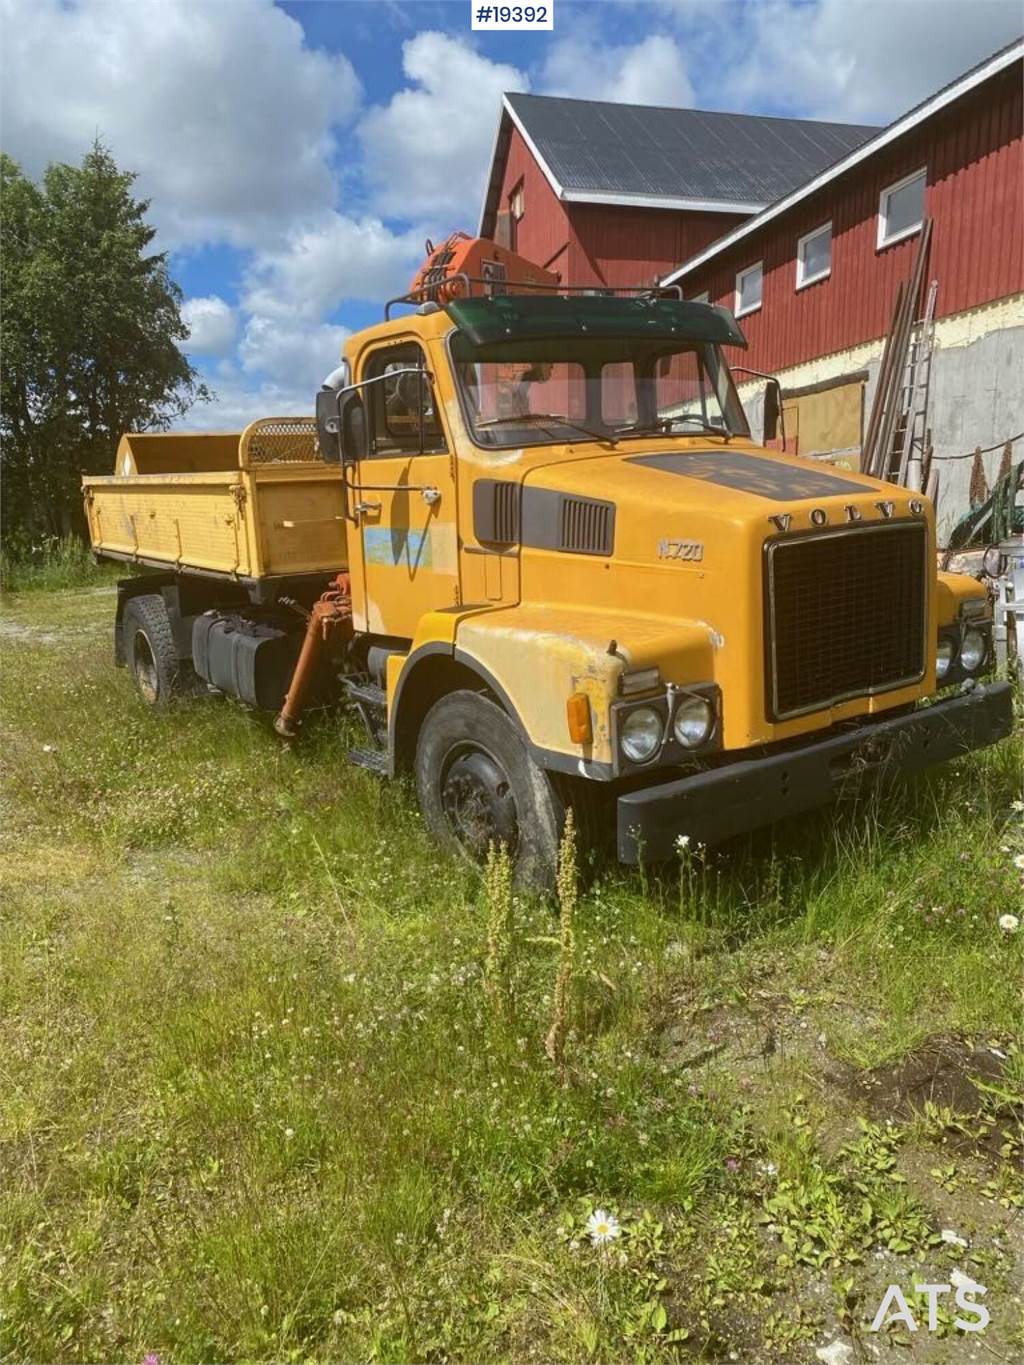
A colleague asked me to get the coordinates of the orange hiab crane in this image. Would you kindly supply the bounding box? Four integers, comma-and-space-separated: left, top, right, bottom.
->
408, 230, 558, 303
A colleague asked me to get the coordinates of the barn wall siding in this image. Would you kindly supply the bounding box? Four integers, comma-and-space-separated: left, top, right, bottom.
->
494, 127, 572, 273
686, 66, 1023, 376
567, 204, 747, 290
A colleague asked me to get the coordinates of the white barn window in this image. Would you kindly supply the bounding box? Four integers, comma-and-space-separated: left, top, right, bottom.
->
796, 222, 832, 288
878, 168, 926, 248
734, 262, 762, 317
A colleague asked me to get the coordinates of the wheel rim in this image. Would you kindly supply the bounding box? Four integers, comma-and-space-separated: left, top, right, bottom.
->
440, 744, 519, 861
132, 630, 159, 704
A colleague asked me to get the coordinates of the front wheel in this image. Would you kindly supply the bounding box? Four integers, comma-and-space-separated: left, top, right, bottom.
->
414, 690, 566, 890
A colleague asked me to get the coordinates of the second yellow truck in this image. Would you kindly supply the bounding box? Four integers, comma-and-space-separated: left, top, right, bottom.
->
84, 284, 1013, 885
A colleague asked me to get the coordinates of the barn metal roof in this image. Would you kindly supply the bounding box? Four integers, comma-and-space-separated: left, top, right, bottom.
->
479, 93, 878, 234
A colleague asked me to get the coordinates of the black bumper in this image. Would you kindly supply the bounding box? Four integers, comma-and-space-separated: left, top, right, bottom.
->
617, 682, 1015, 864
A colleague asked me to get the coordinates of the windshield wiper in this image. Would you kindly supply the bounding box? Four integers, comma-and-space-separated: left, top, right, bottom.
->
475, 412, 617, 445
614, 415, 732, 441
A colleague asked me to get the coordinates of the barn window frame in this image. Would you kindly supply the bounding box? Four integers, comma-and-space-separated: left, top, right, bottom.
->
734, 261, 763, 318
877, 167, 926, 250
508, 180, 525, 251
795, 221, 832, 289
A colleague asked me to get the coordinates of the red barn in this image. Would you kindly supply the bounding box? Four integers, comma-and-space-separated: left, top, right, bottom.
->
479, 94, 877, 293
660, 38, 1023, 538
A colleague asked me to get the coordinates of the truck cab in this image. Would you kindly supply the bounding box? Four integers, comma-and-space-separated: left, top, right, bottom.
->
85, 289, 1013, 886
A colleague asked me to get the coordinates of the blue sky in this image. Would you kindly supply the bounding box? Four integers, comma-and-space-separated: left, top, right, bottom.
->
2, 0, 1020, 427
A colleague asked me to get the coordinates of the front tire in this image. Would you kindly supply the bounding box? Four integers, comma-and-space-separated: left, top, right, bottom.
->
414, 690, 565, 889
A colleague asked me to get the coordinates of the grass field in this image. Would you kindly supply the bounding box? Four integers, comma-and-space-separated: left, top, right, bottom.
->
1, 577, 1022, 1364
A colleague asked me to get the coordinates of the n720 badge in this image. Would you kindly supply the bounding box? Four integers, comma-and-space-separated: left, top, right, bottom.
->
657, 538, 703, 562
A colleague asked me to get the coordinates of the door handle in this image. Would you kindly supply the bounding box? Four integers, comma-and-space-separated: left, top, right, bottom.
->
422, 486, 441, 505
353, 500, 382, 518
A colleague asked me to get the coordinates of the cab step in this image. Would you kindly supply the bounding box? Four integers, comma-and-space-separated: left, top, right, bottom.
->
349, 745, 389, 776
344, 679, 387, 710
344, 678, 388, 746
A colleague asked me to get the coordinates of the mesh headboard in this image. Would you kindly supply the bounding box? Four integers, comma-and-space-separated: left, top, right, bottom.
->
240, 417, 320, 465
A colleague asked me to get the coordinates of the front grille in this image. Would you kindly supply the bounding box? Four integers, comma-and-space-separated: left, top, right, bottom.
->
765, 522, 927, 720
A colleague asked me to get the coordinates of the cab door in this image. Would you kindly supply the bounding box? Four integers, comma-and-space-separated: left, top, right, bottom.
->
349, 339, 459, 638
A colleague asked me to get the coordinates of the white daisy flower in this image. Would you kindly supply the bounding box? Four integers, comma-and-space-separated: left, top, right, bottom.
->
1013, 853, 1024, 870
998, 914, 1019, 934
586, 1209, 621, 1245
1011, 799, 1024, 813
675, 834, 690, 851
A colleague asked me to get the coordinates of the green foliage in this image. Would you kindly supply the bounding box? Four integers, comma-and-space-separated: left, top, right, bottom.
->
0, 145, 208, 541
763, 1112, 939, 1269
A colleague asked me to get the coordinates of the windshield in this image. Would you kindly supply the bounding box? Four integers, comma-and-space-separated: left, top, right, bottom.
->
450, 335, 750, 448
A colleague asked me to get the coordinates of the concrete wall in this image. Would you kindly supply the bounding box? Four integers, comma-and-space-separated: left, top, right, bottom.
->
736, 293, 1024, 544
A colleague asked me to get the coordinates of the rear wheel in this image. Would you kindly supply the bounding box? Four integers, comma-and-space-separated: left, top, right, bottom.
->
123, 595, 186, 707
414, 690, 566, 890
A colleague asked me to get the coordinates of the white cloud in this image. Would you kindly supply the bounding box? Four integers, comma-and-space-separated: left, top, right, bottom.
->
540, 33, 695, 107
244, 212, 424, 321
657, 0, 1021, 124
358, 31, 527, 222
181, 319, 349, 429
0, 0, 360, 249
238, 315, 349, 389
181, 296, 238, 356
186, 294, 351, 431
178, 367, 315, 432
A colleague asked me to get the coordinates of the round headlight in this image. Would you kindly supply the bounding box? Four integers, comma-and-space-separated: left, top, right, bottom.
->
620, 706, 662, 763
673, 694, 714, 748
960, 627, 986, 673
936, 637, 955, 679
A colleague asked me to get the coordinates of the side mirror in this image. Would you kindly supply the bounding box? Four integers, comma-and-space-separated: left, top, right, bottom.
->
763, 379, 780, 443
316, 387, 342, 463
341, 393, 367, 463
316, 387, 367, 464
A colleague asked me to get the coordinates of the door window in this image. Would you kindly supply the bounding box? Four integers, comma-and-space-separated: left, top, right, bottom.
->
364, 343, 447, 457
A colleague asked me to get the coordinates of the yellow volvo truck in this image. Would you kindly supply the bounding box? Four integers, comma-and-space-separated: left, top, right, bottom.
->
84, 289, 1013, 885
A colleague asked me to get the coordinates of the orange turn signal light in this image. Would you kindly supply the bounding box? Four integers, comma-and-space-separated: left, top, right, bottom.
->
566, 691, 593, 745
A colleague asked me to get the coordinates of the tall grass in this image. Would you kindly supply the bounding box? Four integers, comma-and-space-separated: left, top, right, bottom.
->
1, 584, 1022, 1362
0, 532, 121, 593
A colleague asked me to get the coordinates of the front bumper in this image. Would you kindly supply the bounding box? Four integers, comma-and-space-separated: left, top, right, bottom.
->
617, 681, 1015, 863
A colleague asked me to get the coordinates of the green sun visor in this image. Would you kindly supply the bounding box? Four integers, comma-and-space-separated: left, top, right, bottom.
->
447, 294, 748, 350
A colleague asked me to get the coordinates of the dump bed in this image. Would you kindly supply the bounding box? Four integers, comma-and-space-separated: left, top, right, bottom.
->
83, 418, 347, 581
